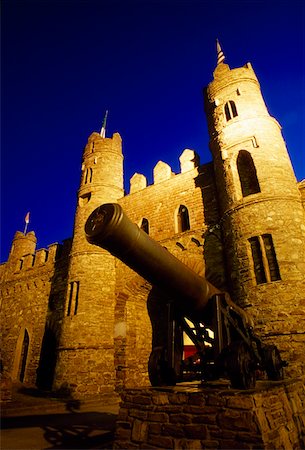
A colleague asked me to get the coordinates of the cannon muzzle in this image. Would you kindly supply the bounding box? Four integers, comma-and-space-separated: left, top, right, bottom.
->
85, 203, 220, 319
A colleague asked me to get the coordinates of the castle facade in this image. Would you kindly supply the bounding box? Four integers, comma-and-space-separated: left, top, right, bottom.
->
1, 45, 305, 398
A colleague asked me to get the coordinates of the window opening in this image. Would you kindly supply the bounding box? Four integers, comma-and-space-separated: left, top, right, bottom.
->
224, 100, 238, 121
177, 205, 190, 233
84, 169, 89, 184
140, 218, 149, 234
67, 281, 80, 316
237, 150, 260, 197
262, 234, 281, 281
249, 234, 280, 284
19, 329, 29, 382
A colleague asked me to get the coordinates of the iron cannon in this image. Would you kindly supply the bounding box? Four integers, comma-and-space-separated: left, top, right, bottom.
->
85, 203, 286, 389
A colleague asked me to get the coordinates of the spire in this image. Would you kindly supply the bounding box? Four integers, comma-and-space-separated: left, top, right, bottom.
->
100, 110, 108, 138
216, 39, 225, 65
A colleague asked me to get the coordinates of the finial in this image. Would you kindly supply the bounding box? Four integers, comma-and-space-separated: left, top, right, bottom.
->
216, 39, 225, 65
100, 110, 108, 138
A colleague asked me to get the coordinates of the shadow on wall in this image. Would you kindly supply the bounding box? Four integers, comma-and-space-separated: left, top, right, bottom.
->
36, 240, 72, 391
195, 163, 228, 292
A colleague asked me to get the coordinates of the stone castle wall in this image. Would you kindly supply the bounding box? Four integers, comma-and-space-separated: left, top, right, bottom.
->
0, 238, 71, 387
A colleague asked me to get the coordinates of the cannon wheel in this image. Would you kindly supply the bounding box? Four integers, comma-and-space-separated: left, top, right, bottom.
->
148, 348, 177, 386
262, 345, 284, 381
226, 341, 256, 389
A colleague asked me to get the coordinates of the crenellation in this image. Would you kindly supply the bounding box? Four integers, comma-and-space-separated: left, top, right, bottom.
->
130, 173, 147, 194
153, 160, 174, 184
179, 149, 200, 173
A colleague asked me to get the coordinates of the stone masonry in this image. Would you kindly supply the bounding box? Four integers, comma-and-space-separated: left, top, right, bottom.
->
114, 379, 305, 449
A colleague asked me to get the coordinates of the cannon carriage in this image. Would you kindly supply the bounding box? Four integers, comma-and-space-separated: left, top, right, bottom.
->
85, 203, 286, 389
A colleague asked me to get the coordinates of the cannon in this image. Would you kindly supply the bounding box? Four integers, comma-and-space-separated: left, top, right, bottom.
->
85, 203, 286, 389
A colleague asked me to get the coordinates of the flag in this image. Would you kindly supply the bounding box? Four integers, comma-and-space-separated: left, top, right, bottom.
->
25, 212, 30, 224
100, 110, 108, 138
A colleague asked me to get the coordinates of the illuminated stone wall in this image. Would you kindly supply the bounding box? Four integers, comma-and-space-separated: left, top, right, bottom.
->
205, 60, 305, 378
0, 235, 71, 387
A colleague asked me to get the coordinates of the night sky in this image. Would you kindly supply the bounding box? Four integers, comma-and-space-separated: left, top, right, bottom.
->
1, 0, 305, 263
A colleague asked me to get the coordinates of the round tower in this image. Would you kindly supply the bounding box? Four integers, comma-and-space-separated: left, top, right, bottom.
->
54, 122, 124, 397
204, 42, 305, 376
8, 231, 37, 267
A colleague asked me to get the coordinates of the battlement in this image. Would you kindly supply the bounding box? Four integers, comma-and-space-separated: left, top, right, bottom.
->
129, 148, 200, 194
11, 238, 71, 274
83, 132, 122, 159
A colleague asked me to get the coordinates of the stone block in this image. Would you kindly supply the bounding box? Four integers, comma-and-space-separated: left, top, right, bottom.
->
184, 424, 208, 439
173, 438, 202, 449
162, 423, 185, 438
169, 413, 192, 424
132, 419, 148, 443
147, 412, 169, 422
147, 435, 173, 448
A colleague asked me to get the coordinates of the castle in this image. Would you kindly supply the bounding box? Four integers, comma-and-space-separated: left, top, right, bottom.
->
1, 43, 305, 399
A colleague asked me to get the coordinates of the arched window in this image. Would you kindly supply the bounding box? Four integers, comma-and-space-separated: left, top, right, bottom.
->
140, 218, 149, 234
237, 150, 260, 197
224, 100, 238, 121
19, 329, 29, 382
177, 205, 190, 233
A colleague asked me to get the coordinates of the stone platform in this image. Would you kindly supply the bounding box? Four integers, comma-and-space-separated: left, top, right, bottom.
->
114, 378, 305, 449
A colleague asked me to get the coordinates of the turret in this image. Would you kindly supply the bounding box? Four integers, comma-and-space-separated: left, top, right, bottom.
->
8, 231, 37, 266
54, 117, 124, 397
203, 42, 305, 377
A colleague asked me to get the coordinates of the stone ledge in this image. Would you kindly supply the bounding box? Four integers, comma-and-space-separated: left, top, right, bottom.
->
114, 378, 305, 449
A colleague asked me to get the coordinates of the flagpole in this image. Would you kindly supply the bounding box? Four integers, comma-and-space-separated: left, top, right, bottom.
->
24, 212, 30, 234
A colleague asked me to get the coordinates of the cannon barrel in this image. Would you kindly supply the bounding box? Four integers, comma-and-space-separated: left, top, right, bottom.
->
85, 203, 220, 319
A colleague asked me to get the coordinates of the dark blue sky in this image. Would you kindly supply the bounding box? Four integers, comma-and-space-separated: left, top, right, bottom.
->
1, 0, 305, 262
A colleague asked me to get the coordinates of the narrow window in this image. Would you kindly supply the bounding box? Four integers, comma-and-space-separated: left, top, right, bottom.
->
249, 237, 266, 284
237, 150, 260, 197
177, 205, 190, 233
84, 169, 89, 184
224, 100, 238, 121
67, 281, 80, 316
19, 329, 30, 382
249, 234, 281, 284
74, 281, 80, 315
67, 282, 73, 316
89, 168, 93, 183
224, 103, 231, 121
140, 218, 149, 234
262, 234, 281, 281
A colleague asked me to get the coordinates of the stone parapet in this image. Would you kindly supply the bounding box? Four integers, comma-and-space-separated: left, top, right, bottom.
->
114, 378, 305, 449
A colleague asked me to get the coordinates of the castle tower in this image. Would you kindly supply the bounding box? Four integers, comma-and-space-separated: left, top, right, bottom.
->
8, 231, 37, 269
54, 120, 124, 397
204, 42, 305, 376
